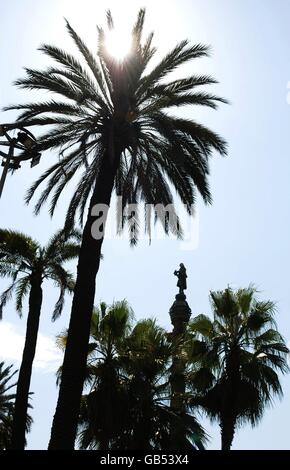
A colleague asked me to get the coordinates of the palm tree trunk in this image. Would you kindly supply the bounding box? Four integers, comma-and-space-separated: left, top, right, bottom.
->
48, 151, 121, 449
220, 416, 236, 450
10, 277, 43, 450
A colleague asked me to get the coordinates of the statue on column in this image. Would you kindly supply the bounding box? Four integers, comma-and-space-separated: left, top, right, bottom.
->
174, 263, 187, 295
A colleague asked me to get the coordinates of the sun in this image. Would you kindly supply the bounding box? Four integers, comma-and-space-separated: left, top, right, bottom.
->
105, 29, 131, 61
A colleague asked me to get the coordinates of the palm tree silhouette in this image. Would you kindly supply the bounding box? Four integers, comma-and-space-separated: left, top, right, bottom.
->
0, 229, 80, 449
0, 362, 17, 449
117, 318, 206, 450
188, 286, 289, 449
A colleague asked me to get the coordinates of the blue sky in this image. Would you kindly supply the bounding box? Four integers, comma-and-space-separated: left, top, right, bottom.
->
0, 0, 290, 449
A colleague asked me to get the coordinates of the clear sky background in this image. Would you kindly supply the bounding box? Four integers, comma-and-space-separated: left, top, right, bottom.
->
0, 0, 290, 450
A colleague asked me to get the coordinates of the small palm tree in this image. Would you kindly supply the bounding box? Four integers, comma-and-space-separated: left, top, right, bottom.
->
117, 318, 206, 450
5, 9, 227, 448
188, 286, 289, 450
0, 229, 80, 449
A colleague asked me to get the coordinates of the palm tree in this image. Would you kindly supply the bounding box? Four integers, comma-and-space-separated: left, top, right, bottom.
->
75, 300, 134, 450
68, 306, 206, 450
0, 229, 80, 449
116, 318, 206, 450
5, 9, 227, 448
188, 286, 289, 450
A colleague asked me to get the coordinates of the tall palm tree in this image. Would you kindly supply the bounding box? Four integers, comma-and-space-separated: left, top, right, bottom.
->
0, 229, 80, 449
188, 286, 289, 450
5, 9, 227, 448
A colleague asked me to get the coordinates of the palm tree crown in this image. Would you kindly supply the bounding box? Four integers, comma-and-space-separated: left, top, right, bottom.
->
188, 286, 289, 450
0, 228, 79, 319
5, 8, 227, 238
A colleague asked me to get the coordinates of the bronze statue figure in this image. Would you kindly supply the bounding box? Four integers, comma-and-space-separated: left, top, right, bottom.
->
174, 263, 187, 294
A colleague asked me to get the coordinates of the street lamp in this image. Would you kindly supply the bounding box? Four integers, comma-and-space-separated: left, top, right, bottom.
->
0, 124, 41, 198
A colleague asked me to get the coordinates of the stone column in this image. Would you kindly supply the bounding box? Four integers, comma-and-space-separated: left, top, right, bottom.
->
169, 290, 191, 448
